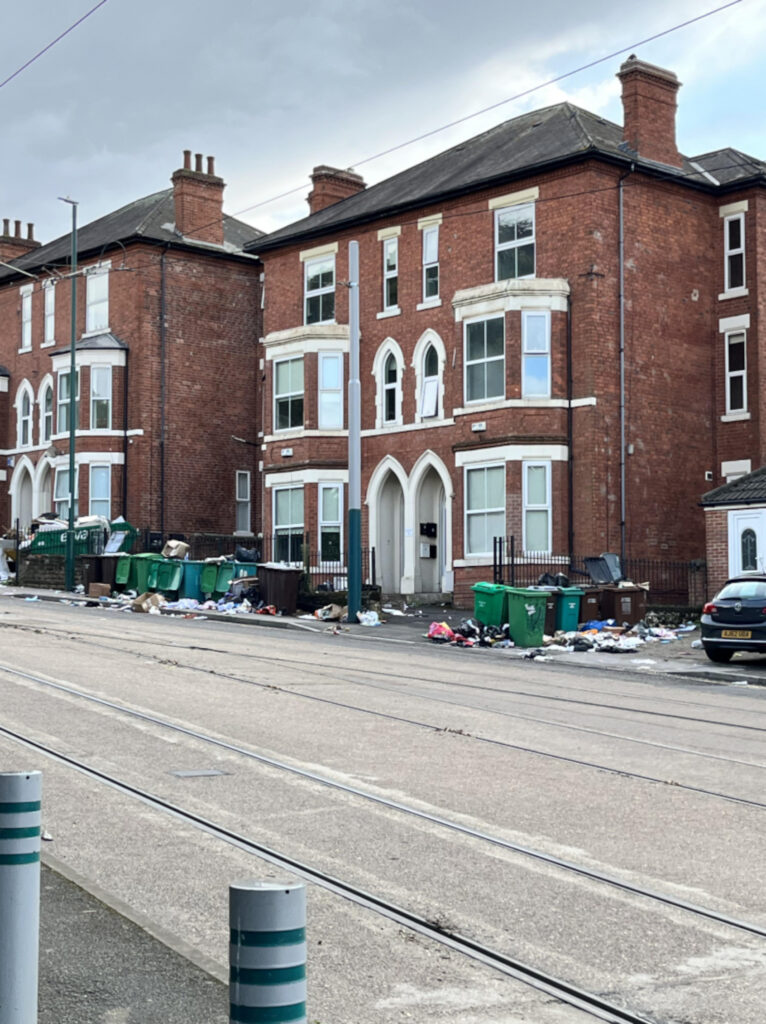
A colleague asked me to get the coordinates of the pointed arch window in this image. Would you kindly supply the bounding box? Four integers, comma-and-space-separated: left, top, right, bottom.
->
19, 391, 32, 447
384, 353, 398, 423
420, 344, 439, 418
42, 385, 53, 443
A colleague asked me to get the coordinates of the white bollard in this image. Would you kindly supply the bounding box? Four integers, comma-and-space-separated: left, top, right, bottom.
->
0, 771, 42, 1024
229, 880, 306, 1024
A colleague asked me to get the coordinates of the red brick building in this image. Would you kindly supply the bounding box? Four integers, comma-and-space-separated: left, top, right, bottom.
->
0, 152, 262, 543
247, 56, 765, 604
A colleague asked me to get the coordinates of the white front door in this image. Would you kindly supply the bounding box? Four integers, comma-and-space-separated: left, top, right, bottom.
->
728, 509, 766, 576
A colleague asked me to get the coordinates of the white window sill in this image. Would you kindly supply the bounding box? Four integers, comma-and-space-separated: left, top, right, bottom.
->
376, 307, 401, 320
361, 418, 454, 437
41, 340, 56, 348
718, 287, 749, 301
416, 297, 442, 311
720, 411, 751, 422
81, 328, 111, 338
453, 556, 493, 567
302, 319, 337, 328
17, 347, 32, 355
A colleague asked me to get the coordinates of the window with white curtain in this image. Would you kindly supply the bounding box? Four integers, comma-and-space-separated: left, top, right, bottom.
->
523, 461, 551, 554
465, 464, 504, 556
318, 352, 343, 429
89, 465, 111, 518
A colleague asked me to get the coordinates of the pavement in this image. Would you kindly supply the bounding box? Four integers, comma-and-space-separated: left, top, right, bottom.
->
3, 578, 766, 1024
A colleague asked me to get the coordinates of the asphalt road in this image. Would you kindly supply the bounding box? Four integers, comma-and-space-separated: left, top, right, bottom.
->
2, 594, 766, 1023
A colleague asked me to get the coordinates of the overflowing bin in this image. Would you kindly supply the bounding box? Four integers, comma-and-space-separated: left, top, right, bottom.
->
180, 561, 206, 602
599, 585, 646, 627
505, 587, 548, 647
471, 582, 508, 627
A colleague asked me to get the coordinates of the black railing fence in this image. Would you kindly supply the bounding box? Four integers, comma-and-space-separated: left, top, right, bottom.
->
492, 536, 707, 607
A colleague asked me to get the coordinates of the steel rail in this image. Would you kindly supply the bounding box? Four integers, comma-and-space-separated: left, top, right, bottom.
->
0, 721, 660, 1024
2, 662, 766, 940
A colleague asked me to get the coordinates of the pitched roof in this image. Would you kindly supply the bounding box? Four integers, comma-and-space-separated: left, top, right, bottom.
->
0, 189, 263, 283
702, 467, 766, 507
249, 102, 766, 253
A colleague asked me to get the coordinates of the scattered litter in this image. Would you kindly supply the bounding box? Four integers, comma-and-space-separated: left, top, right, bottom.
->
691, 639, 703, 649
357, 610, 382, 626
24, 596, 39, 602
729, 680, 749, 686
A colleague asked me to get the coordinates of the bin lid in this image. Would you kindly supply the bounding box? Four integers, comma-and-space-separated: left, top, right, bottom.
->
471, 582, 506, 592
557, 587, 584, 595
504, 587, 550, 600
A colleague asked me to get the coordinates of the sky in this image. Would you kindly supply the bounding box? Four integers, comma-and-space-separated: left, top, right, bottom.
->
1, 0, 764, 245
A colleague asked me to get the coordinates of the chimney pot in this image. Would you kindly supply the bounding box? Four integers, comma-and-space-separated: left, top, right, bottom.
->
207, 156, 215, 176
194, 153, 203, 173
183, 149, 192, 170
14, 220, 21, 238
2, 219, 8, 236
27, 223, 34, 241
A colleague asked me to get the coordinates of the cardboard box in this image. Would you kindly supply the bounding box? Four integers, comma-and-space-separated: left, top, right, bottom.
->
88, 582, 112, 599
130, 591, 167, 613
162, 540, 189, 559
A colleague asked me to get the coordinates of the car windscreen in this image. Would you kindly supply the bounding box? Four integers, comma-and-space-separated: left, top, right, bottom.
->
717, 580, 766, 601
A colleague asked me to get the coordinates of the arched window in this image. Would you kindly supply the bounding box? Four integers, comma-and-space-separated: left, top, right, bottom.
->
384, 353, 398, 423
742, 528, 757, 571
16, 383, 34, 448
42, 385, 53, 443
420, 344, 439, 418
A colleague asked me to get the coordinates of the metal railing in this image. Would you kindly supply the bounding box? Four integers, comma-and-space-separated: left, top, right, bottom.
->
492, 536, 707, 607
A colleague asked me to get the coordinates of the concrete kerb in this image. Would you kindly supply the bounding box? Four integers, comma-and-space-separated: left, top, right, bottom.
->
5, 583, 766, 685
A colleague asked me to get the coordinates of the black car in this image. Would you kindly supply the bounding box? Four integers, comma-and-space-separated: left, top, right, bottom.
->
701, 574, 766, 662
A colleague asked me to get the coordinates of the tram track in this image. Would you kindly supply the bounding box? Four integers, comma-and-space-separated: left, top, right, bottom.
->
3, 660, 765, 942
0, 719, 693, 1024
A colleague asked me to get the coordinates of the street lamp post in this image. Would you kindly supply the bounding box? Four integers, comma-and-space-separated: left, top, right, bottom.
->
59, 198, 78, 592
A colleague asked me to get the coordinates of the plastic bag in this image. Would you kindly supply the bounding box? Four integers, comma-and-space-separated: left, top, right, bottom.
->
427, 621, 455, 642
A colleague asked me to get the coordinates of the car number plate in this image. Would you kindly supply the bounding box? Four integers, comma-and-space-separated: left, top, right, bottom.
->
721, 629, 751, 639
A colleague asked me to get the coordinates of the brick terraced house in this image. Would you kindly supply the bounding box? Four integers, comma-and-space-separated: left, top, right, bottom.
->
248, 56, 765, 605
0, 152, 262, 542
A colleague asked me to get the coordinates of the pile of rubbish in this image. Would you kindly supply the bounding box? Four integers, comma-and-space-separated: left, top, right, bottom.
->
425, 616, 696, 653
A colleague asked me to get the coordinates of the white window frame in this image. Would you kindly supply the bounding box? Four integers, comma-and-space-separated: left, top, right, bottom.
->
235, 470, 251, 534
89, 464, 111, 518
521, 310, 551, 398
20, 285, 32, 351
43, 280, 55, 345
724, 213, 745, 294
274, 356, 304, 432
318, 351, 343, 430
422, 225, 439, 301
304, 255, 335, 325
464, 463, 505, 557
372, 339, 405, 428
383, 352, 399, 424
495, 203, 535, 282
523, 460, 552, 555
464, 315, 505, 405
725, 330, 747, 415
319, 482, 343, 565
41, 382, 53, 443
54, 465, 79, 520
90, 365, 112, 430
383, 237, 398, 311
420, 344, 439, 418
85, 262, 110, 334
17, 384, 33, 448
56, 369, 80, 435
273, 485, 304, 565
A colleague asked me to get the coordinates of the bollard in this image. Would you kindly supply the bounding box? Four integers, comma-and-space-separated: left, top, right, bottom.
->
0, 771, 42, 1024
229, 880, 306, 1024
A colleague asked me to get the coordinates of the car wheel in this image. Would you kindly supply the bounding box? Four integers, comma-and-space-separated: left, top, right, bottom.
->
705, 647, 734, 663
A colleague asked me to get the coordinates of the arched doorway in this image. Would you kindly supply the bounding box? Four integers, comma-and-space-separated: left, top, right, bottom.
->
415, 466, 446, 595
378, 470, 404, 595
16, 466, 33, 531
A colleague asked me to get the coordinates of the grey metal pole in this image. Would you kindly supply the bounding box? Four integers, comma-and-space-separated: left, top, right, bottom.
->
59, 197, 78, 592
0, 770, 42, 1024
230, 879, 306, 1024
347, 241, 362, 622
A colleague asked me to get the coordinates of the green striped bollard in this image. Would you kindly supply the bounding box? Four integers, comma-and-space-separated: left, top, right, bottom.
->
0, 771, 42, 1024
230, 880, 306, 1024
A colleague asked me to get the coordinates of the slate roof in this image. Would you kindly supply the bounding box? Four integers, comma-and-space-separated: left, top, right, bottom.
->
249, 102, 766, 254
702, 467, 766, 507
50, 332, 128, 356
0, 189, 263, 283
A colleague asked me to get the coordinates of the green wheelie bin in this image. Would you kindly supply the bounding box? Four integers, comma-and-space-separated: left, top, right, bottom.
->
504, 587, 548, 647
471, 582, 508, 627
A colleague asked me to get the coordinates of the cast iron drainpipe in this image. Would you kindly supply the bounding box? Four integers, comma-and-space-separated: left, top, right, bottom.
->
618, 166, 634, 564
121, 347, 129, 516
566, 293, 573, 558
159, 247, 168, 539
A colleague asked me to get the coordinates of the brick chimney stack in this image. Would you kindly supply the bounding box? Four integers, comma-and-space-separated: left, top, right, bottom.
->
0, 219, 40, 263
171, 150, 225, 245
618, 56, 682, 168
307, 166, 366, 214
